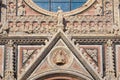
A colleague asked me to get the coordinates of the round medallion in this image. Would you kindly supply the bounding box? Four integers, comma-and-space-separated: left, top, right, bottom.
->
48, 47, 73, 68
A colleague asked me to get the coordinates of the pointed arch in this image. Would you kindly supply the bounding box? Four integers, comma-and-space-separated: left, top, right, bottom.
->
28, 70, 93, 80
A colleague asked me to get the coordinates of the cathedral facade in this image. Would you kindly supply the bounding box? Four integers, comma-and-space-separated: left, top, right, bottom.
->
0, 0, 120, 80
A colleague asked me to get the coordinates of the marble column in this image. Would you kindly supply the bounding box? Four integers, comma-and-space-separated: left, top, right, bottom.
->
105, 39, 116, 80
3, 40, 16, 80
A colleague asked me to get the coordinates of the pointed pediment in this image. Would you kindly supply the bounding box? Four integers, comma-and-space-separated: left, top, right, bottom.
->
18, 30, 101, 80
28, 51, 94, 80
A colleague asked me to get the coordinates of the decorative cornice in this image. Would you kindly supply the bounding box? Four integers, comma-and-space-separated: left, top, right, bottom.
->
0, 36, 48, 45
72, 36, 120, 44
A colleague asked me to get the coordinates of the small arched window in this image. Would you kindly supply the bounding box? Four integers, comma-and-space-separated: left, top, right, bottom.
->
32, 0, 87, 12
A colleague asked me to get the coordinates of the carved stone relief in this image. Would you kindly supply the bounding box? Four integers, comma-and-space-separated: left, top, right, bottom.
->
1, 0, 115, 36
104, 0, 113, 15
7, 1, 16, 16
94, 1, 103, 16
48, 47, 73, 69
17, 0, 26, 16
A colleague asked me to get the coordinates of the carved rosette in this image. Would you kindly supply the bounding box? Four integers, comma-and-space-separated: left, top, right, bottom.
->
3, 40, 16, 80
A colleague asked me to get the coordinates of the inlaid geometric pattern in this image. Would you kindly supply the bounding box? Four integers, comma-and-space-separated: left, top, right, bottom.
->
18, 45, 43, 74
78, 45, 103, 74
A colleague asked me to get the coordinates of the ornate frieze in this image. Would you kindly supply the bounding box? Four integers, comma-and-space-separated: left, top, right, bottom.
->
1, 15, 114, 36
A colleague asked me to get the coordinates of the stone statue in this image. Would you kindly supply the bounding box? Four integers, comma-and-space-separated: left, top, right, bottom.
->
32, 21, 40, 33
48, 21, 57, 34
81, 21, 88, 34
97, 21, 105, 33
89, 21, 96, 33
94, 2, 102, 16
17, 1, 26, 16
57, 7, 64, 27
8, 2, 15, 15
105, 1, 112, 15
24, 21, 32, 34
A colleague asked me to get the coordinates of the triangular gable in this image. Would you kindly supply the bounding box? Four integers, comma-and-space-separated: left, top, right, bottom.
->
18, 30, 102, 80
27, 39, 93, 80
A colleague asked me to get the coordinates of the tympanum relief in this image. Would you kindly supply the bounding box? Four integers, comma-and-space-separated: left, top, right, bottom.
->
48, 47, 73, 69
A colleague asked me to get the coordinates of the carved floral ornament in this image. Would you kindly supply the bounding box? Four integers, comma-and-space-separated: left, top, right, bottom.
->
23, 0, 96, 16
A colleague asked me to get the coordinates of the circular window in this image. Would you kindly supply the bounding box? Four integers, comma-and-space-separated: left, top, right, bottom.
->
24, 0, 95, 16
32, 0, 87, 12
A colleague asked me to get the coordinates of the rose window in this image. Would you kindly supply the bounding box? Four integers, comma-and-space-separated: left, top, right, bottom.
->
32, 0, 87, 12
